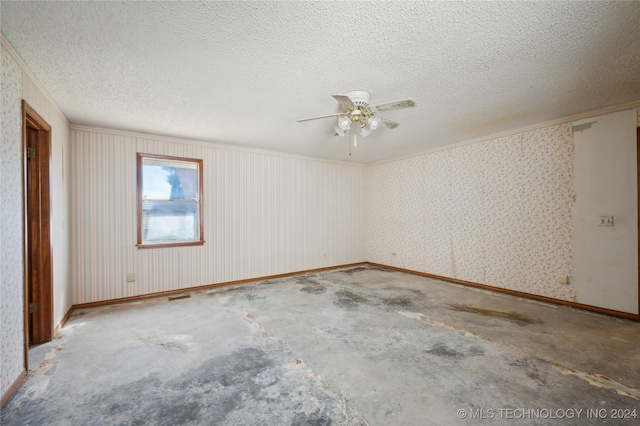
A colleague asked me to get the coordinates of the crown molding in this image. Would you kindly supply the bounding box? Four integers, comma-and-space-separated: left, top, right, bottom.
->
1, 33, 70, 127
368, 100, 640, 167
71, 124, 366, 167
5, 31, 636, 168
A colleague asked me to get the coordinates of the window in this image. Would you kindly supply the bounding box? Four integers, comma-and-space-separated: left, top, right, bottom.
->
137, 153, 204, 248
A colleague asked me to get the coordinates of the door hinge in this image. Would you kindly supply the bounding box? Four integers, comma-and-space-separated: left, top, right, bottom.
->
29, 303, 37, 314
27, 147, 36, 159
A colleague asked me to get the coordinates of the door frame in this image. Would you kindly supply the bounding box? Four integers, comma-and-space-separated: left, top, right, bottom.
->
637, 127, 640, 320
22, 100, 53, 363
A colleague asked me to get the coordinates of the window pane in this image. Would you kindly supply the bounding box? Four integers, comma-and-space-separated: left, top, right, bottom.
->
142, 202, 198, 242
142, 162, 199, 201
137, 153, 203, 248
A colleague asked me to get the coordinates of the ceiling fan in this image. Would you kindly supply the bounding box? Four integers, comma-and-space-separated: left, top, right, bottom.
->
297, 90, 417, 149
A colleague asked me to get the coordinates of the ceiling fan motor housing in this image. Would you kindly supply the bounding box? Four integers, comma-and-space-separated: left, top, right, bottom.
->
345, 90, 371, 107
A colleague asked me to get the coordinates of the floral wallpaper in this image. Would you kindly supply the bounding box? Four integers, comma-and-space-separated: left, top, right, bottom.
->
366, 124, 576, 302
1, 44, 25, 398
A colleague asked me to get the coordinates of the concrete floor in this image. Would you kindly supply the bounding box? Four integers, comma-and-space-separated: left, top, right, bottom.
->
2, 266, 639, 425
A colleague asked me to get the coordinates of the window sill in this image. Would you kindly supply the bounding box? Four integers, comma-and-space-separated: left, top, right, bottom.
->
136, 240, 205, 249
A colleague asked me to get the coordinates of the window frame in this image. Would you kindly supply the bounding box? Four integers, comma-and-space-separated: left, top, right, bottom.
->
136, 153, 205, 249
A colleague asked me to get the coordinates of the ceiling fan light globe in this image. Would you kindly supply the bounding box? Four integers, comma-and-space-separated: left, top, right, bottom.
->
334, 126, 345, 137
368, 116, 380, 130
361, 127, 371, 137
338, 116, 351, 130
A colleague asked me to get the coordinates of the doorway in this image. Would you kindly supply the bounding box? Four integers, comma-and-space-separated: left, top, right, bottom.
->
22, 100, 53, 347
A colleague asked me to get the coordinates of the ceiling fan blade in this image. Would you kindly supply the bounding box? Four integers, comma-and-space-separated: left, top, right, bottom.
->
331, 94, 356, 109
378, 116, 400, 130
371, 98, 417, 111
296, 113, 341, 122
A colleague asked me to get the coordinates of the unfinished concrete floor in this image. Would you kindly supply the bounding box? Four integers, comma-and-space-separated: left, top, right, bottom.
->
2, 266, 640, 425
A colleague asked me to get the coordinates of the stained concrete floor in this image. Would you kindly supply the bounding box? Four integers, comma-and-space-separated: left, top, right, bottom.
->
2, 266, 640, 425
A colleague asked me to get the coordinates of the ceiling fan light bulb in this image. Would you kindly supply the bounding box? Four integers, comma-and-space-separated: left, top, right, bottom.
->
368, 117, 379, 130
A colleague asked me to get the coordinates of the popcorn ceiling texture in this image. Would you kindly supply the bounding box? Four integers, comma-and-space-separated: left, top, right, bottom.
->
1, 44, 25, 399
1, 1, 639, 163
366, 124, 575, 301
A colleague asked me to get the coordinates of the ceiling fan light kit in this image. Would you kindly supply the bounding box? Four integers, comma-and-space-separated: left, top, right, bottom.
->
297, 90, 417, 154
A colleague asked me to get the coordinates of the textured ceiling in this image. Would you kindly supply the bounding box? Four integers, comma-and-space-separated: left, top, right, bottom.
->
2, 1, 639, 163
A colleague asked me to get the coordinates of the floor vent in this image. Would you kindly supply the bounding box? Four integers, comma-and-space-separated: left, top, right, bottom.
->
168, 294, 191, 301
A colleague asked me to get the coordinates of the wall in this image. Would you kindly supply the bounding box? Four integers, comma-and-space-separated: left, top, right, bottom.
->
573, 110, 638, 314
22, 64, 73, 329
1, 41, 26, 400
366, 113, 639, 315
71, 129, 365, 304
366, 124, 577, 303
0, 40, 72, 399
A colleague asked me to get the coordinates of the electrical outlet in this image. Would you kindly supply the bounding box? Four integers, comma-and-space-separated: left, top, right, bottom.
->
127, 273, 136, 282
598, 216, 614, 227
558, 275, 569, 285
